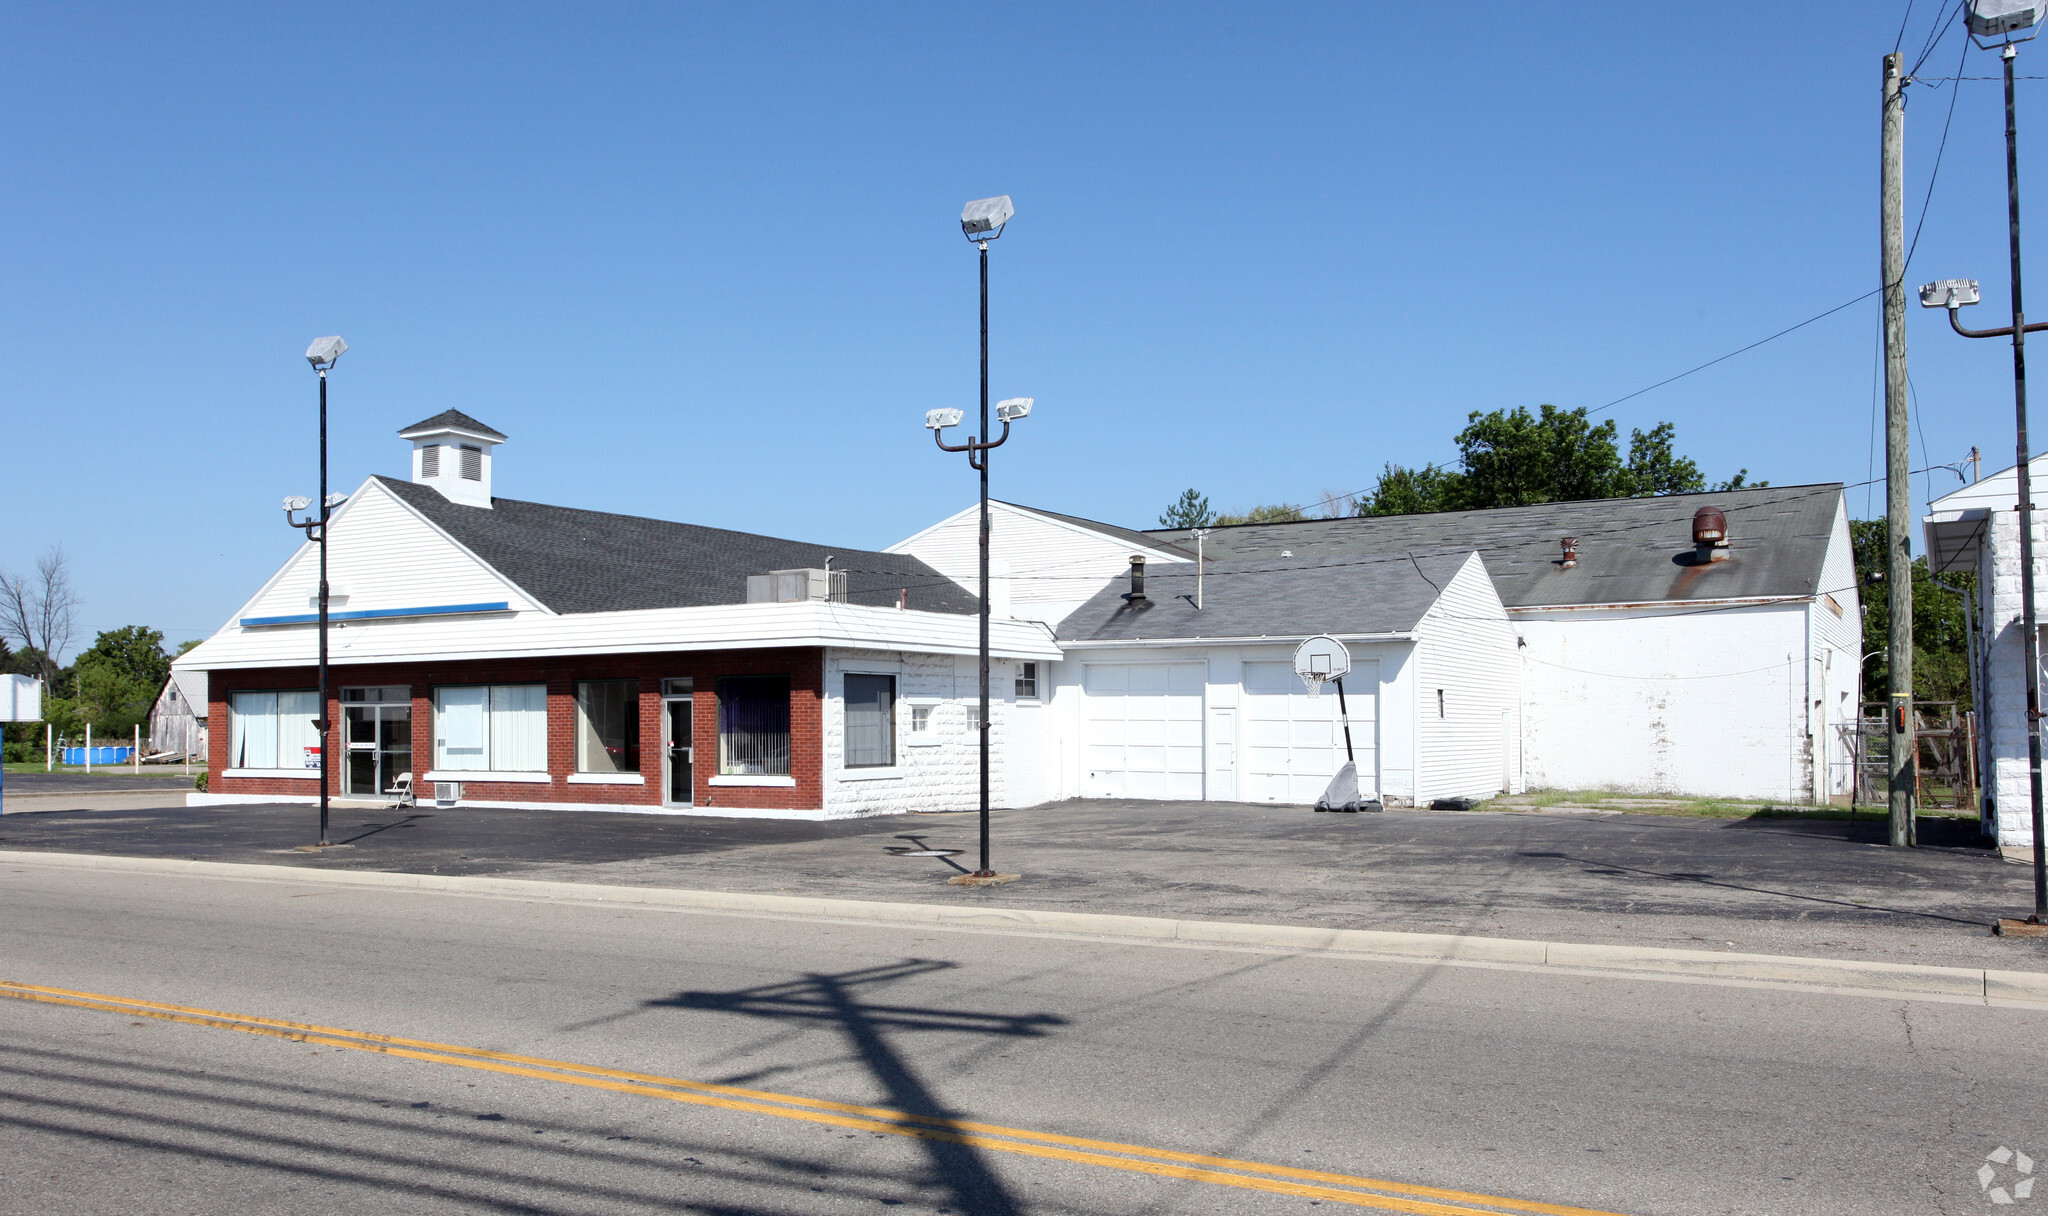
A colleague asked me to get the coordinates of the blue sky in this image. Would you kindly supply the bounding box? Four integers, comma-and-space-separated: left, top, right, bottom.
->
0, 2, 2034, 652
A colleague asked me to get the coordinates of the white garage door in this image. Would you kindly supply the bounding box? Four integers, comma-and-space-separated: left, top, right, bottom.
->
1240, 660, 1377, 804
1083, 663, 1205, 799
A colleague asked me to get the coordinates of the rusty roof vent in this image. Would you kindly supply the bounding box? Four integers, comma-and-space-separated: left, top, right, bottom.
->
1560, 537, 1579, 568
1692, 506, 1730, 562
1122, 555, 1148, 603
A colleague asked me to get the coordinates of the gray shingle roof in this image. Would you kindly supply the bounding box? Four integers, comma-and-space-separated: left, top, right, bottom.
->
374, 476, 975, 616
1058, 551, 1472, 642
995, 501, 1194, 557
1147, 484, 1844, 608
397, 410, 509, 441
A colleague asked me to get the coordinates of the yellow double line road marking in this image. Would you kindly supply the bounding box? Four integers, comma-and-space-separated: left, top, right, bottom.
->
0, 979, 1630, 1216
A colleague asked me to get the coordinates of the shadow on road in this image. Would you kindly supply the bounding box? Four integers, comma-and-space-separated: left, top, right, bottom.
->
655, 959, 1066, 1216
1523, 850, 1992, 926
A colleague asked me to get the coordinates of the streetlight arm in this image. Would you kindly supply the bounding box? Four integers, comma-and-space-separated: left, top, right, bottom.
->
1947, 304, 2048, 339
933, 429, 977, 454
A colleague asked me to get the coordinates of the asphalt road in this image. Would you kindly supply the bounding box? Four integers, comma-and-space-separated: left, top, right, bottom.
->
1, 798, 2038, 970
0, 864, 2040, 1215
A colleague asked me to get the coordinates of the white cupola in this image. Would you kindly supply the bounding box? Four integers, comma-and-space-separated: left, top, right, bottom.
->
397, 410, 507, 509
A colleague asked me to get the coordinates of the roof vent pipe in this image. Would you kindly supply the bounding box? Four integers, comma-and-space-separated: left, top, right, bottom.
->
1560, 537, 1578, 569
1123, 555, 1148, 603
1692, 506, 1731, 562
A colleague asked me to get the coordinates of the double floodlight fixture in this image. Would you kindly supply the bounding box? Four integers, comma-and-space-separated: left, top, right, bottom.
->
995, 396, 1033, 423
1968, 0, 2044, 43
1920, 279, 1983, 309
926, 408, 965, 430
282, 496, 313, 513
305, 335, 348, 369
324, 492, 349, 509
961, 195, 1014, 241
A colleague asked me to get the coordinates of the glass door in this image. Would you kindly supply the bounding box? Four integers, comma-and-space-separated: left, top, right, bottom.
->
342, 687, 412, 798
663, 678, 693, 807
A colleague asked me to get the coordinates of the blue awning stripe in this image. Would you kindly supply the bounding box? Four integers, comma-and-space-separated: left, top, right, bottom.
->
239, 601, 511, 627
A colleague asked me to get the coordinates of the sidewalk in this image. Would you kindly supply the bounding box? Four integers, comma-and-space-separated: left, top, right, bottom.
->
1, 796, 2038, 972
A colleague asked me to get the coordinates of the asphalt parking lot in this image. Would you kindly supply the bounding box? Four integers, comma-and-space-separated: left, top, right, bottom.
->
2, 787, 2038, 970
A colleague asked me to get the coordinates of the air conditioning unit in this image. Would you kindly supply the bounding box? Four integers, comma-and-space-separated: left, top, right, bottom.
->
434, 782, 463, 807
746, 568, 849, 604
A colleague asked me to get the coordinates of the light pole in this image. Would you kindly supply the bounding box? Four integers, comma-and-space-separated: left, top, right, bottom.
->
286, 335, 348, 848
929, 193, 1030, 882
1920, 0, 2048, 922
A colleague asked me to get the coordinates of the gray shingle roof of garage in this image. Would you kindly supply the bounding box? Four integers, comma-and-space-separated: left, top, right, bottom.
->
1146, 484, 1843, 608
1058, 551, 1473, 642
373, 476, 975, 616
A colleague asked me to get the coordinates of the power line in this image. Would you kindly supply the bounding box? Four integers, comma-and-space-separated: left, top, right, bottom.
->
1584, 289, 1881, 417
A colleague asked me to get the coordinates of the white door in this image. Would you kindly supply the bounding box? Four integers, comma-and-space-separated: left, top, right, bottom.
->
1083, 663, 1205, 799
1240, 660, 1377, 804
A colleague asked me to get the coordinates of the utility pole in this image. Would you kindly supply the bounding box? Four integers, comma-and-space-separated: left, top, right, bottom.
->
1882, 51, 1917, 848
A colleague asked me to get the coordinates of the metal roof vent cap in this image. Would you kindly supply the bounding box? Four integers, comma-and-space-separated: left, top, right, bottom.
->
1122, 555, 1148, 603
1692, 506, 1731, 562
1560, 537, 1579, 568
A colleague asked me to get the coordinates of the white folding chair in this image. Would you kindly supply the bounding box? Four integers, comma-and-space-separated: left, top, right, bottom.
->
385, 771, 417, 810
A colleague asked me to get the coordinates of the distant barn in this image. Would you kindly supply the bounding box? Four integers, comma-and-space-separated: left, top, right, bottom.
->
147, 668, 207, 760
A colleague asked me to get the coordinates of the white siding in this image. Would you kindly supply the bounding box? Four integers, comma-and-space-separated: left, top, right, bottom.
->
233, 478, 540, 625
1518, 602, 1811, 800
889, 503, 1190, 628
1413, 554, 1522, 802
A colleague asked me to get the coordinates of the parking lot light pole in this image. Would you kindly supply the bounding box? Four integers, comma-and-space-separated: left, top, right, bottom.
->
286, 336, 348, 848
928, 194, 1030, 880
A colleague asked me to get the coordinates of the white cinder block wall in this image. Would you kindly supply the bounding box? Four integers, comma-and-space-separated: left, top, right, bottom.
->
1518, 604, 1813, 801
1978, 510, 2047, 851
823, 648, 1020, 818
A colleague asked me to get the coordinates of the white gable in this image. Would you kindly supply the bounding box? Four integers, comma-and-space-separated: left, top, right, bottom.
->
889, 502, 1191, 629
228, 477, 542, 628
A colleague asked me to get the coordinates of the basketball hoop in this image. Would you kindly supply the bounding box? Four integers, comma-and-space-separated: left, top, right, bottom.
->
1293, 635, 1350, 699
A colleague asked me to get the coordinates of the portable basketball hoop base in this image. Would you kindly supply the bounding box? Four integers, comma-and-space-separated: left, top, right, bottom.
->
1294, 636, 1380, 813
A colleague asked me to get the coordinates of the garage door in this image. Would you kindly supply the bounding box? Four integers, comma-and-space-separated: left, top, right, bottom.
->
1083, 663, 1205, 799
1240, 660, 1376, 804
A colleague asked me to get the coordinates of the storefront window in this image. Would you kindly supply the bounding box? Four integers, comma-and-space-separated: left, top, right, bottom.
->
433, 684, 546, 771
718, 676, 790, 776
576, 679, 640, 772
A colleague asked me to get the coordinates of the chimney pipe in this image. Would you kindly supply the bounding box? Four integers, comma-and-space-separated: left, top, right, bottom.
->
1560, 537, 1579, 568
1692, 506, 1730, 562
1123, 555, 1148, 603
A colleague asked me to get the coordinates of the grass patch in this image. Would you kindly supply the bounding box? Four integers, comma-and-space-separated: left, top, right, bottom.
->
1473, 788, 1978, 822
2, 762, 196, 777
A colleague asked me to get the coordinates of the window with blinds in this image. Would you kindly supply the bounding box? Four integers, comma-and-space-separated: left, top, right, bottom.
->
459, 444, 482, 480
433, 684, 546, 771
717, 676, 790, 776
228, 689, 321, 768
843, 674, 895, 768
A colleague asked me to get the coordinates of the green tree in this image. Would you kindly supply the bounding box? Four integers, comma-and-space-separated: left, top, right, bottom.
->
1158, 488, 1216, 529
1850, 519, 1973, 706
175, 639, 204, 656
1215, 503, 1307, 525
1361, 405, 1757, 516
69, 626, 170, 736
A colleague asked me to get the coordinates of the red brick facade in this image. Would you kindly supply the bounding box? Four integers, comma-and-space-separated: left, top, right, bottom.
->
207, 648, 825, 811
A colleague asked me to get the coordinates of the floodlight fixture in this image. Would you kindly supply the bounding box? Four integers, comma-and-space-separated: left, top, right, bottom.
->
283, 495, 313, 512
305, 335, 348, 368
1920, 279, 1982, 309
1969, 0, 2046, 40
960, 195, 1014, 241
995, 397, 1033, 423
324, 492, 349, 508
926, 407, 965, 430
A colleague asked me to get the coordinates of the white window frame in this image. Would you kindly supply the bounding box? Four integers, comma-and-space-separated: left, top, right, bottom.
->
227, 689, 321, 773
433, 683, 548, 773
842, 672, 897, 770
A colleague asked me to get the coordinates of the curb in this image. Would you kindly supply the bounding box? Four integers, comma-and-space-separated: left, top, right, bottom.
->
6, 849, 2046, 1007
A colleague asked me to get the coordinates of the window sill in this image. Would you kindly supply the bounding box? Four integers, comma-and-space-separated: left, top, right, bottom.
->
905, 737, 944, 748
222, 768, 320, 780
567, 772, 645, 785
839, 766, 904, 782
424, 769, 552, 784
708, 775, 796, 787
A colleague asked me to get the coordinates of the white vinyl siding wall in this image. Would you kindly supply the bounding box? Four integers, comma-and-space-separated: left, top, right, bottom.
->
1413, 554, 1523, 802
889, 502, 1190, 628
232, 479, 539, 625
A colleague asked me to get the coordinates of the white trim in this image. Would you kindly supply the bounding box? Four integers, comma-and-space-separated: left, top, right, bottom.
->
708, 774, 797, 787
567, 772, 646, 785
838, 766, 903, 781
905, 736, 943, 748
1059, 632, 1417, 648
1505, 597, 1811, 615
424, 769, 552, 784
220, 768, 321, 780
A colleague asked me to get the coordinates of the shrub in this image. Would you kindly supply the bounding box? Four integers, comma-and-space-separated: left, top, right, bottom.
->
193, 772, 207, 792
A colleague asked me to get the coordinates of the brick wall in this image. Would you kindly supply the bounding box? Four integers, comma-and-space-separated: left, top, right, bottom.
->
207, 648, 825, 812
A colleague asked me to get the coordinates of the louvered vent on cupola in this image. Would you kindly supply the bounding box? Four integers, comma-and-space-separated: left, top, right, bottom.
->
397, 410, 508, 509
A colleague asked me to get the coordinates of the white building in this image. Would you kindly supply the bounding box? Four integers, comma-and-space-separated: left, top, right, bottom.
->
899, 485, 1860, 804
1925, 458, 2046, 852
